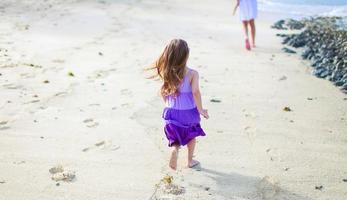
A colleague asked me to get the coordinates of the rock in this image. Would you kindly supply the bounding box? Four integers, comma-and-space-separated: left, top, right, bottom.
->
271, 20, 287, 30
210, 98, 221, 103
275, 17, 347, 94
276, 33, 287, 37
282, 47, 296, 54
315, 185, 323, 191
68, 71, 75, 77
283, 107, 292, 112
286, 19, 305, 30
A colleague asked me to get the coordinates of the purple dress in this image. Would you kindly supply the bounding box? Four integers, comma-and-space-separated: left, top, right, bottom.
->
162, 68, 206, 147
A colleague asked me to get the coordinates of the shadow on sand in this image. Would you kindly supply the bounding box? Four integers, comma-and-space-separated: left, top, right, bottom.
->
190, 167, 311, 200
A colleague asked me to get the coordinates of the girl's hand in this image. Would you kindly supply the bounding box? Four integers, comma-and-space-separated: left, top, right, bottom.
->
200, 109, 209, 119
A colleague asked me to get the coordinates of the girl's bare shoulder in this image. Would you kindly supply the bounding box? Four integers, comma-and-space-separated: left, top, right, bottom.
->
189, 68, 199, 77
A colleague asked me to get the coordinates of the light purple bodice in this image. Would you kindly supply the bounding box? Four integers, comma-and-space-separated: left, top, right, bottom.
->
165, 69, 196, 110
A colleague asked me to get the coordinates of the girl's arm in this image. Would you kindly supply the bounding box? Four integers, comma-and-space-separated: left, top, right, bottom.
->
233, 0, 240, 15
191, 70, 209, 119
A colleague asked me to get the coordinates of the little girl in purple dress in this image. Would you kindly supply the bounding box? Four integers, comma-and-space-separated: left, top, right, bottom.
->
148, 39, 209, 170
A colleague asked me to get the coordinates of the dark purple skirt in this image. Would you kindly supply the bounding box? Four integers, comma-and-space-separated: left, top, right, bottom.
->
162, 107, 206, 147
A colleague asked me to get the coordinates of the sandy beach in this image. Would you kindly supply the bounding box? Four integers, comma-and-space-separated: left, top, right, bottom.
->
0, 0, 346, 199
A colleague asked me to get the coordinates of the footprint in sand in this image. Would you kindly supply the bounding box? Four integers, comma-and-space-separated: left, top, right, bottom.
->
121, 103, 133, 109
2, 83, 23, 90
82, 140, 120, 152
0, 121, 10, 131
88, 103, 100, 107
52, 59, 65, 64
244, 126, 257, 145
20, 73, 36, 79
265, 148, 280, 162
87, 68, 117, 81
121, 89, 133, 97
83, 118, 99, 128
23, 99, 40, 104
257, 176, 280, 200
54, 92, 68, 97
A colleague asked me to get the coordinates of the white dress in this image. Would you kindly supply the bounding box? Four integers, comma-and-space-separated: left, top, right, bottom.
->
239, 0, 258, 21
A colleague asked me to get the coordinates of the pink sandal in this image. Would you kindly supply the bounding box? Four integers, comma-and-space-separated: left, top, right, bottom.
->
245, 38, 251, 50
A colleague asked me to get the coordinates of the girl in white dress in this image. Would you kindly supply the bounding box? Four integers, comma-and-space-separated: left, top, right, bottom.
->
233, 0, 257, 50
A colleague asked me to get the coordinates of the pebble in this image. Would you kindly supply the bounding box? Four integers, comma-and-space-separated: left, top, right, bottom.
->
315, 185, 323, 191
210, 99, 221, 103
282, 47, 296, 54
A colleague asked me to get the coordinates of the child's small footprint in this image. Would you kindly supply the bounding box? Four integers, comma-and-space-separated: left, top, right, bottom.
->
3, 83, 23, 89
121, 103, 133, 109
121, 89, 133, 97
83, 118, 99, 128
0, 121, 10, 131
82, 140, 120, 152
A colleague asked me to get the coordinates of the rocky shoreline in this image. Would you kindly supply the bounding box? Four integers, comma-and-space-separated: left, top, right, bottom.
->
272, 17, 347, 94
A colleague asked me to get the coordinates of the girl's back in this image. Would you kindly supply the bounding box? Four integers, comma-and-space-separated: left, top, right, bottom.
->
165, 68, 196, 110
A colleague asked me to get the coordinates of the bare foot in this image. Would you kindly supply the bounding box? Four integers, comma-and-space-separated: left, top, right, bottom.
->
169, 149, 178, 170
188, 160, 200, 168
245, 39, 251, 51
252, 44, 256, 48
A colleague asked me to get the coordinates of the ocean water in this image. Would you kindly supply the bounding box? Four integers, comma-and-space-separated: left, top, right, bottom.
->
259, 0, 347, 18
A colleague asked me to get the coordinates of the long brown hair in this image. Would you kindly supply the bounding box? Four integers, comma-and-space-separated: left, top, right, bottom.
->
147, 39, 189, 97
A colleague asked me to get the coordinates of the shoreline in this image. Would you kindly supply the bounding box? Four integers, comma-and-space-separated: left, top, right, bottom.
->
272, 16, 347, 94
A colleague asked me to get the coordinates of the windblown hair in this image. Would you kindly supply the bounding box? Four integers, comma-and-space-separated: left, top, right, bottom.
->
147, 39, 189, 97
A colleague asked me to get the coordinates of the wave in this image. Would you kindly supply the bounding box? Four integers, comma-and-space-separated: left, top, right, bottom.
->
258, 0, 347, 18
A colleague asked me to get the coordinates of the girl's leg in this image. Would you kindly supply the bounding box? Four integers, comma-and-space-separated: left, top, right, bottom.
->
242, 20, 251, 50
187, 138, 199, 167
169, 144, 179, 170
249, 19, 256, 47
242, 20, 249, 39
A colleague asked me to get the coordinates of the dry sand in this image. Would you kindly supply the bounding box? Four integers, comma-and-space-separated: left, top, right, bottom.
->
0, 0, 346, 199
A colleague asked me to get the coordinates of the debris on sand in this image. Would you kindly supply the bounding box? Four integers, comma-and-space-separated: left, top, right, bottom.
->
278, 76, 287, 81
315, 185, 323, 191
24, 63, 42, 68
149, 175, 185, 199
51, 171, 75, 182
283, 107, 292, 112
210, 98, 221, 103
49, 165, 75, 182
68, 71, 75, 77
